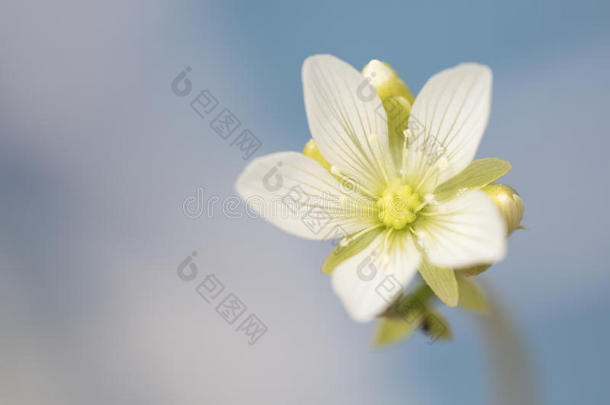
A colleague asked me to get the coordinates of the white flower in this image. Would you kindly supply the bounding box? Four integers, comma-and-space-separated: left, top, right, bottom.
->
236, 54, 509, 322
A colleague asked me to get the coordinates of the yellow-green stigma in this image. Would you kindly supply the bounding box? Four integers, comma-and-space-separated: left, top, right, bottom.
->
376, 180, 422, 230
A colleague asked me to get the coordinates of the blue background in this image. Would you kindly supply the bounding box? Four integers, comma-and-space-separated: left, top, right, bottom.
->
1, 0, 609, 403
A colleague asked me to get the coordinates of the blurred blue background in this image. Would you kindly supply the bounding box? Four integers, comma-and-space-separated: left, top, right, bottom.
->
1, 0, 609, 403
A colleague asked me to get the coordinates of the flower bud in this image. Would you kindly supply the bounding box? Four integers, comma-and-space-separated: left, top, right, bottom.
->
362, 60, 414, 166
361, 60, 414, 103
305, 61, 415, 172
382, 95, 411, 145
482, 183, 524, 236
456, 184, 524, 276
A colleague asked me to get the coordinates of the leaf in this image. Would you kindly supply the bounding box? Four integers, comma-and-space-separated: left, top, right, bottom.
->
373, 314, 423, 347
418, 260, 459, 307
434, 158, 512, 202
456, 274, 489, 314
374, 289, 429, 347
421, 311, 452, 341
321, 228, 380, 274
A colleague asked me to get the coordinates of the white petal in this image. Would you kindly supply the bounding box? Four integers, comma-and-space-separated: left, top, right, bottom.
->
406, 63, 492, 187
331, 230, 421, 322
302, 54, 395, 194
415, 191, 506, 268
235, 152, 374, 240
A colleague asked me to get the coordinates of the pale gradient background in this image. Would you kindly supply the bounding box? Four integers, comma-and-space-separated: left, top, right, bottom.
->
1, 0, 609, 404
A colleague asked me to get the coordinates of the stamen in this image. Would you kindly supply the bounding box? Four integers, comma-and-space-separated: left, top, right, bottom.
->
340, 224, 383, 248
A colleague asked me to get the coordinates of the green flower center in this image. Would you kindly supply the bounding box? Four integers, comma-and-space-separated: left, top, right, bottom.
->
376, 180, 422, 230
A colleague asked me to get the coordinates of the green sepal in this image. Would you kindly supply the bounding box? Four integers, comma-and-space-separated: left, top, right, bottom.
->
321, 228, 380, 274
418, 260, 459, 307
456, 273, 489, 314
433, 158, 512, 202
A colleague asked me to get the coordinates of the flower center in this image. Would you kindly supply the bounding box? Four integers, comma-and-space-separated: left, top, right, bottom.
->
376, 179, 422, 230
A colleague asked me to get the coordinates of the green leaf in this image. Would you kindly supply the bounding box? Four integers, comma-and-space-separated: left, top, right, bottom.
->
373, 314, 423, 347
421, 311, 452, 341
456, 274, 489, 314
434, 158, 512, 202
321, 228, 380, 274
418, 261, 459, 307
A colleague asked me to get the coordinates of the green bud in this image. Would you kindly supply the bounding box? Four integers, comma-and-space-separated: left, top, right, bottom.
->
361, 60, 414, 104
304, 61, 415, 172
482, 183, 525, 236
382, 95, 411, 155
362, 60, 414, 167
457, 184, 524, 276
